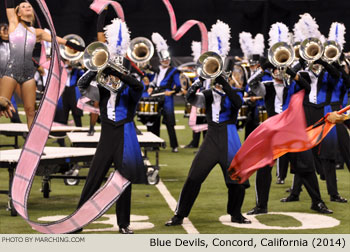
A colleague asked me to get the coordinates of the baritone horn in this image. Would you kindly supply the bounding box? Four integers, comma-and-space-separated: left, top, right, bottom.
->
127, 37, 154, 69
83, 41, 129, 93
60, 34, 85, 66
196, 51, 224, 79
322, 40, 341, 63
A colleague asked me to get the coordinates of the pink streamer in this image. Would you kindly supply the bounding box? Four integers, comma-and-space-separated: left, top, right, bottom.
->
162, 0, 208, 53
188, 105, 208, 132
11, 0, 129, 234
90, 0, 125, 21
77, 97, 100, 114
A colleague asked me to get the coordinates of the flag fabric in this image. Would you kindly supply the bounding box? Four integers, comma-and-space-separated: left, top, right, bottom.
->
228, 90, 349, 183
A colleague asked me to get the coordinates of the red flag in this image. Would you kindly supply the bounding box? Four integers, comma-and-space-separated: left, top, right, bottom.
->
228, 90, 350, 183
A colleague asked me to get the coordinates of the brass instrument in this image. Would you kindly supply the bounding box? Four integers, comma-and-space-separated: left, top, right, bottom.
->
59, 34, 85, 67
293, 42, 301, 60
196, 51, 224, 79
83, 41, 129, 93
299, 38, 324, 74
268, 42, 295, 80
299, 37, 324, 62
127, 37, 154, 70
322, 40, 341, 64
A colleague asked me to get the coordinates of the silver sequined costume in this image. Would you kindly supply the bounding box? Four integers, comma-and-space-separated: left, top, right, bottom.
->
3, 23, 36, 83
0, 40, 10, 78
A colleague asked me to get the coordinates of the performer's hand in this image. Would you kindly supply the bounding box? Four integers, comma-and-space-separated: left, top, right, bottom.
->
0, 96, 15, 118
148, 87, 154, 95
66, 40, 85, 52
164, 90, 173, 96
326, 111, 347, 124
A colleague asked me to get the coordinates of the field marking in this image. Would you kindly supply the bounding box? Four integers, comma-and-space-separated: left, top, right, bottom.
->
38, 214, 154, 232
219, 212, 340, 230
156, 179, 199, 234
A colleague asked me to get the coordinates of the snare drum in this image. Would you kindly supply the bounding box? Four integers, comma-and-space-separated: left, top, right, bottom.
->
137, 97, 159, 116
238, 105, 248, 120
137, 97, 161, 126
258, 106, 268, 124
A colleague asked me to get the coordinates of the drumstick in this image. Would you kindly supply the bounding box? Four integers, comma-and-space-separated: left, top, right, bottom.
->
243, 96, 263, 102
151, 90, 175, 97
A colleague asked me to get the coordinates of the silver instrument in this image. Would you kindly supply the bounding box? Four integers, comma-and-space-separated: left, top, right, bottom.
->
196, 51, 224, 79
127, 37, 154, 70
83, 41, 129, 93
59, 34, 85, 66
300, 37, 324, 62
268, 42, 295, 80
322, 40, 341, 64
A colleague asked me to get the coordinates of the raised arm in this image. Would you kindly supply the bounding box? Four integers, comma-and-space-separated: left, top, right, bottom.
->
36, 29, 85, 51
5, 0, 18, 30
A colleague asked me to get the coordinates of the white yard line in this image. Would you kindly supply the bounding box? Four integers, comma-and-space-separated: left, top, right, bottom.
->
156, 179, 199, 234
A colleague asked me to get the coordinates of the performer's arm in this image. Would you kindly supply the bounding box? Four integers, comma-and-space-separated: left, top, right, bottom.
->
5, 0, 17, 28
103, 67, 143, 91
77, 70, 97, 95
185, 79, 205, 108
97, 8, 108, 42
36, 29, 85, 51
334, 62, 350, 89
314, 58, 340, 79
247, 70, 266, 97
216, 75, 243, 109
286, 67, 311, 93
0, 96, 15, 118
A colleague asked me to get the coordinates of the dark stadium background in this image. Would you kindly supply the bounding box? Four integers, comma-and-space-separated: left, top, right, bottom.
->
1, 0, 350, 57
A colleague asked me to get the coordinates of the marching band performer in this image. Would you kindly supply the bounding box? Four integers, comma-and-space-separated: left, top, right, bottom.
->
148, 32, 181, 153
286, 16, 349, 203
1, 0, 84, 129
0, 22, 21, 123
166, 20, 251, 225
75, 18, 147, 234
247, 22, 333, 214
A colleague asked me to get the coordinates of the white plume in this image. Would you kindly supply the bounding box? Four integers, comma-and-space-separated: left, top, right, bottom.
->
252, 33, 265, 56
104, 18, 130, 56
328, 22, 346, 49
239, 31, 254, 58
191, 41, 202, 62
151, 32, 168, 53
208, 20, 231, 57
293, 13, 322, 41
268, 22, 289, 47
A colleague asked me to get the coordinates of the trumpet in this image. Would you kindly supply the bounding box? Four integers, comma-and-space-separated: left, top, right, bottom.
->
60, 34, 85, 67
127, 37, 154, 70
83, 41, 129, 93
196, 51, 224, 79
322, 40, 341, 64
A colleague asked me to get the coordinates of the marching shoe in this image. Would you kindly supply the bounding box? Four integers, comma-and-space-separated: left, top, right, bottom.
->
330, 195, 348, 203
280, 194, 299, 202
311, 202, 333, 214
246, 207, 267, 215
231, 215, 252, 224
165, 215, 183, 226
184, 144, 197, 148
119, 226, 134, 234
172, 147, 178, 153
276, 178, 285, 184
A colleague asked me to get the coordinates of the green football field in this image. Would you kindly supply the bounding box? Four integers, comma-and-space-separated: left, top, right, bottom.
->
0, 106, 349, 234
